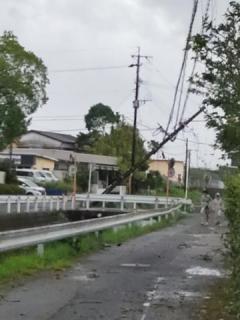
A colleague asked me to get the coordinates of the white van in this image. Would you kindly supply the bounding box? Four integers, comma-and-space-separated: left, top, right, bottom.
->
16, 169, 46, 183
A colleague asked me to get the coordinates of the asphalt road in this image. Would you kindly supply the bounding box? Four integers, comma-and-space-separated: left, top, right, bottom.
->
0, 213, 225, 320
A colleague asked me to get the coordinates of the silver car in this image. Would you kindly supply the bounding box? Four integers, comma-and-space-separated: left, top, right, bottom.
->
18, 177, 46, 195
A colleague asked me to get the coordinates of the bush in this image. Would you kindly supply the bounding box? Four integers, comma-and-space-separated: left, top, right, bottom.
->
224, 173, 240, 318
41, 181, 73, 194
0, 184, 25, 195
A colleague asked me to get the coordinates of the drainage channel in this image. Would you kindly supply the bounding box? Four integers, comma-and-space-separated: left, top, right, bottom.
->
0, 209, 127, 231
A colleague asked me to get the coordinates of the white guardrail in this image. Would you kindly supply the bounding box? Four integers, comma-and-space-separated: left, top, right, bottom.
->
0, 194, 192, 214
0, 205, 183, 254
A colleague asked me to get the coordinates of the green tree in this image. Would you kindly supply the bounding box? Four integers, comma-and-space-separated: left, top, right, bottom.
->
85, 103, 120, 133
91, 122, 148, 173
76, 131, 100, 153
0, 31, 49, 150
190, 2, 240, 156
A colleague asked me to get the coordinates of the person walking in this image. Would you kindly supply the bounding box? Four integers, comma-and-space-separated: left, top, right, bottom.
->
211, 192, 224, 226
200, 189, 212, 225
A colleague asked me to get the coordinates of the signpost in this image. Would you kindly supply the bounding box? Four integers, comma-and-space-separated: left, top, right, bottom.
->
166, 158, 175, 206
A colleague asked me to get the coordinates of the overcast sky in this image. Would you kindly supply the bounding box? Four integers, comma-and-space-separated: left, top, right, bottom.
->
0, 0, 232, 169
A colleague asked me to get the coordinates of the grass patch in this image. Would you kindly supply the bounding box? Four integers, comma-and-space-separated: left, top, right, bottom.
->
198, 279, 234, 320
0, 211, 186, 285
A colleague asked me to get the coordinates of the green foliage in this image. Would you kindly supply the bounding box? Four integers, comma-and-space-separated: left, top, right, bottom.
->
76, 131, 100, 153
146, 171, 164, 190
0, 184, 25, 195
91, 121, 148, 173
190, 2, 240, 155
76, 164, 89, 192
84, 103, 120, 133
0, 243, 76, 283
41, 181, 73, 194
0, 31, 48, 150
224, 173, 240, 318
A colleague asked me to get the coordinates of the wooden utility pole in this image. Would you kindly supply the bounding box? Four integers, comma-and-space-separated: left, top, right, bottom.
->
129, 47, 152, 193
103, 107, 205, 194
184, 138, 189, 192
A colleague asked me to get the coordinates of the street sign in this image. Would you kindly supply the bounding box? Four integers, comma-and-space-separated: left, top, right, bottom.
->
68, 165, 77, 177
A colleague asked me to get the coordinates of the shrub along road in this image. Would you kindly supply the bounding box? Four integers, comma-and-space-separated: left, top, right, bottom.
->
0, 213, 225, 320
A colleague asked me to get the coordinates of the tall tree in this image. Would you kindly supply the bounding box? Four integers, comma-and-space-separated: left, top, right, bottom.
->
190, 2, 240, 157
85, 103, 120, 133
0, 31, 49, 150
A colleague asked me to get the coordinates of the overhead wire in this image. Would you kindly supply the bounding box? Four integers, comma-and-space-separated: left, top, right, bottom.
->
164, 0, 199, 136
50, 65, 128, 73
179, 0, 212, 124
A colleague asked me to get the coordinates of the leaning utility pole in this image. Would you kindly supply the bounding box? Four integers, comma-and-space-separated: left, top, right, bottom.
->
103, 106, 205, 194
129, 47, 152, 193
184, 138, 189, 191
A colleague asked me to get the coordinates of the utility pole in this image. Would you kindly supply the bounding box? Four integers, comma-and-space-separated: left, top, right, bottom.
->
103, 106, 205, 194
184, 138, 188, 192
129, 47, 152, 194
185, 149, 191, 200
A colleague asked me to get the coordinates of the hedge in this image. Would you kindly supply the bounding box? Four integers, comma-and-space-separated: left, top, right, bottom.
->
0, 184, 25, 195
225, 173, 240, 318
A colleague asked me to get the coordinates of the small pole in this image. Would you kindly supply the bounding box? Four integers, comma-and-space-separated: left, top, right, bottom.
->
88, 163, 93, 194
166, 176, 170, 207
37, 243, 44, 257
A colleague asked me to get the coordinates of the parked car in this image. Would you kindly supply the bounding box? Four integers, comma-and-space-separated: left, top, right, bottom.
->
40, 170, 59, 182
17, 177, 46, 195
16, 168, 46, 183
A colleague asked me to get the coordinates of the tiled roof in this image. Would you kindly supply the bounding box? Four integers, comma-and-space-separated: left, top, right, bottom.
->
28, 130, 76, 144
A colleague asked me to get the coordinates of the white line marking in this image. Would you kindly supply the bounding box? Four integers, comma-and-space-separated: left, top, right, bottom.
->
120, 263, 150, 268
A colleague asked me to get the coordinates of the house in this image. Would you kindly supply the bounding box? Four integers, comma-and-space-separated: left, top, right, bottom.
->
148, 159, 185, 184
1, 147, 119, 193
17, 130, 76, 150
0, 152, 56, 171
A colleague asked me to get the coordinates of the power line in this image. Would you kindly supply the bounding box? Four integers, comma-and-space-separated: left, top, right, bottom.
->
165, 0, 199, 136
179, 0, 212, 124
50, 65, 128, 73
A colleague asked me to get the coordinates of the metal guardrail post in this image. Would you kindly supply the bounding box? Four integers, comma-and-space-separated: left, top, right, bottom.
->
34, 197, 38, 212
7, 196, 11, 214
17, 196, 21, 213
120, 196, 124, 211
42, 195, 46, 211
102, 201, 105, 209
133, 202, 137, 211
37, 243, 44, 257
62, 196, 66, 210
155, 197, 159, 210
26, 197, 30, 213
86, 194, 90, 210
71, 195, 75, 210
50, 197, 53, 211
56, 196, 60, 211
